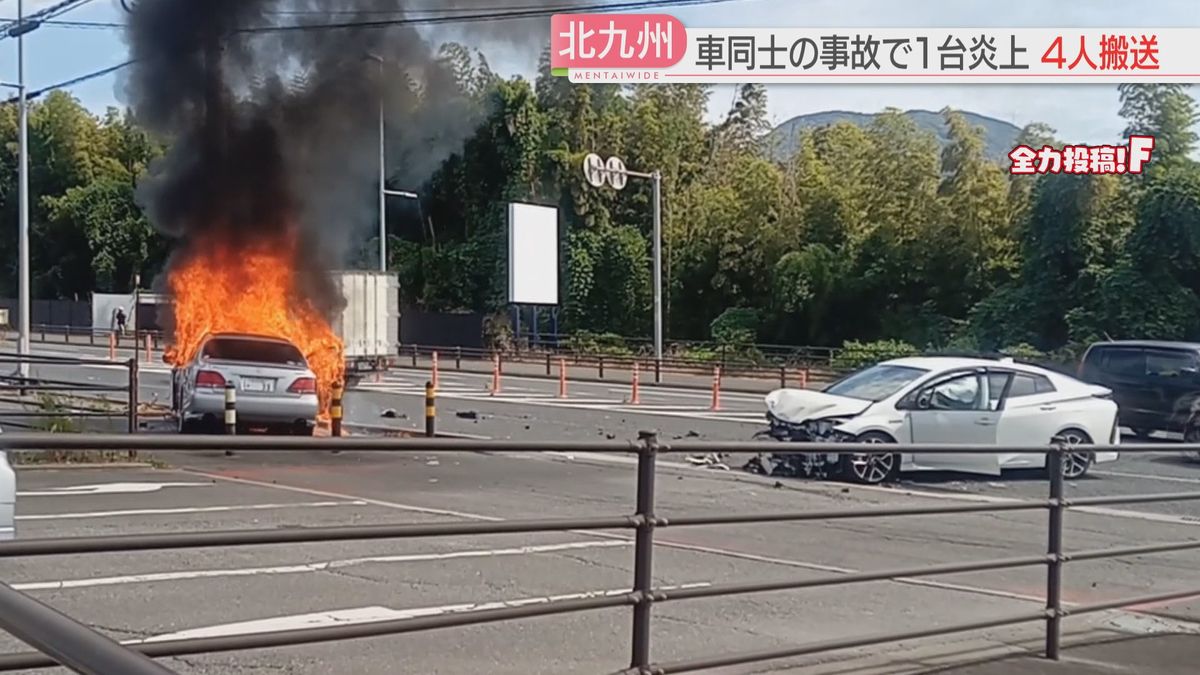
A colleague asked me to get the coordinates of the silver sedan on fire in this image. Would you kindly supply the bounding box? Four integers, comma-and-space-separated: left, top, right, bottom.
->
170, 332, 319, 436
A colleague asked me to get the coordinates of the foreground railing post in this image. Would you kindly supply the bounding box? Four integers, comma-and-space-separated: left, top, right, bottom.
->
1045, 443, 1065, 660
630, 430, 659, 671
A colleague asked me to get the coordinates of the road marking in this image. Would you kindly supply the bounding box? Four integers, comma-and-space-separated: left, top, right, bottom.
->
17, 481, 211, 497
15, 500, 368, 521
183, 470, 1059, 609
133, 581, 712, 644
14, 540, 630, 592
1093, 469, 1200, 485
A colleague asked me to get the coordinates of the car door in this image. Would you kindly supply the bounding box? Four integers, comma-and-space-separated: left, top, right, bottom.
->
905, 369, 1002, 475
1144, 348, 1200, 430
995, 371, 1065, 468
1093, 347, 1153, 427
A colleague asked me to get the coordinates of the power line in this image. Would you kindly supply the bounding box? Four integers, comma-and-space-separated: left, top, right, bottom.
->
0, 18, 120, 28
238, 0, 741, 33
2, 59, 132, 104
1, 0, 744, 102
7, 0, 741, 33
0, 0, 97, 41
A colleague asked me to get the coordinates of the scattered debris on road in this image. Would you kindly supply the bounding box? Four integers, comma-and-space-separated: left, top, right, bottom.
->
456, 411, 479, 420
685, 453, 731, 470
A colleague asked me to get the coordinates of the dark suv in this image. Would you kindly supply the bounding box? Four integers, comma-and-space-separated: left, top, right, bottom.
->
1079, 341, 1200, 440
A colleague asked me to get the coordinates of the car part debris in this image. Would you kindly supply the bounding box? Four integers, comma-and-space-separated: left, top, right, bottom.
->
456, 411, 478, 420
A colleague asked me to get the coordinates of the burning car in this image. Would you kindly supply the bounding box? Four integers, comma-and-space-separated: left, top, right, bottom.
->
171, 332, 320, 435
755, 356, 1120, 484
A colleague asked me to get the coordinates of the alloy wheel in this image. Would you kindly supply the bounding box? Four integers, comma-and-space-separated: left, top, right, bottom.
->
1056, 430, 1093, 479
846, 435, 897, 484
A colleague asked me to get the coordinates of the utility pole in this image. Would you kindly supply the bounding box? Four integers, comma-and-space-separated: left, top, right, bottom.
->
364, 53, 387, 271
16, 0, 30, 380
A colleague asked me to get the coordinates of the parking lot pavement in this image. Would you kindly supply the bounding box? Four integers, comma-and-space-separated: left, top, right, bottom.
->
3, 451, 1198, 674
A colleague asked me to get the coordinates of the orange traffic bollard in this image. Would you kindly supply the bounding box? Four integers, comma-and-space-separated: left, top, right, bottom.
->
710, 365, 722, 411
800, 367, 809, 389
431, 350, 440, 392
490, 353, 502, 395
558, 358, 568, 398
631, 361, 641, 405
108, 332, 116, 361
144, 333, 152, 363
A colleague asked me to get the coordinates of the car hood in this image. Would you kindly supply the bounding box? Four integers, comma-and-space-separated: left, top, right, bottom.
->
766, 388, 873, 423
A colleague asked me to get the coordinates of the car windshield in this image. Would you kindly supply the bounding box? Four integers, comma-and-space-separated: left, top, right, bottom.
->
201, 338, 306, 367
824, 364, 929, 401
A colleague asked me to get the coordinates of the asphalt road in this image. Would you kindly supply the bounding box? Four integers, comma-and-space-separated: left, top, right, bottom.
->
1, 450, 1199, 674
13, 342, 1200, 519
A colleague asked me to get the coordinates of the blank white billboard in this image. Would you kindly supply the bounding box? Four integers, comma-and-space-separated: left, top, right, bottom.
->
507, 202, 559, 305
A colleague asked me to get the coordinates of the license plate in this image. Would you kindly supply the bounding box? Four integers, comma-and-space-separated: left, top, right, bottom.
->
241, 378, 274, 393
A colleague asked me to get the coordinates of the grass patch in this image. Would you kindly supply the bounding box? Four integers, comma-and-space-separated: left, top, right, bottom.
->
9, 392, 139, 465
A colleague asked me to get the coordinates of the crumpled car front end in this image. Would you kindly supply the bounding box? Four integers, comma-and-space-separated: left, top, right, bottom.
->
748, 389, 871, 476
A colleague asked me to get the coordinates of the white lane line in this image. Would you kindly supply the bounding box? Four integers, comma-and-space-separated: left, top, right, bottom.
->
17, 482, 212, 497
14, 540, 630, 592
16, 500, 368, 521
183, 470, 1055, 608
131, 581, 711, 644
1093, 469, 1200, 485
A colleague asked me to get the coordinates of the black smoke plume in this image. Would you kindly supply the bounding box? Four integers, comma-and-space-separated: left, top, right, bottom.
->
121, 0, 566, 321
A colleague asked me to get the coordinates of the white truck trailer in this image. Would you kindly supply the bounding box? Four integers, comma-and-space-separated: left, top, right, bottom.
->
331, 270, 399, 375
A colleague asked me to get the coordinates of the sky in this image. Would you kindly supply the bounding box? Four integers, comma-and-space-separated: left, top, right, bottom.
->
0, 0, 1197, 144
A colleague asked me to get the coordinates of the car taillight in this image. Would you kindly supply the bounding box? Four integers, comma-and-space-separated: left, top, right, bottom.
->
195, 370, 226, 388
289, 377, 317, 394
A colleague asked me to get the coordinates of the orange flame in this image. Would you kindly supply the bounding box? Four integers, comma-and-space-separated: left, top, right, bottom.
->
163, 238, 345, 418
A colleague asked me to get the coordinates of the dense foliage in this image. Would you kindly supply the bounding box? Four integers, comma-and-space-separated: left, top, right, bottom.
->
2, 51, 1199, 358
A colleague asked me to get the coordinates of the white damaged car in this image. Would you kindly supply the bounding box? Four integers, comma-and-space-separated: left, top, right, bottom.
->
757, 357, 1120, 484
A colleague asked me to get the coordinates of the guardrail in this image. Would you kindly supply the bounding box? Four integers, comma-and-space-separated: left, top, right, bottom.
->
0, 434, 1198, 673
0, 352, 139, 432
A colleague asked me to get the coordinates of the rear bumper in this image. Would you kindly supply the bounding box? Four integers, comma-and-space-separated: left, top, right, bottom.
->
184, 389, 318, 425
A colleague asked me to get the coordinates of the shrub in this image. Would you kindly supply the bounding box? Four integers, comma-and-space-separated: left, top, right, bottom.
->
831, 339, 919, 372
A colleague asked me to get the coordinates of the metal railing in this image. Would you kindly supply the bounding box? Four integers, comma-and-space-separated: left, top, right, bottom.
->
1, 434, 1199, 673
396, 343, 831, 390
0, 351, 140, 432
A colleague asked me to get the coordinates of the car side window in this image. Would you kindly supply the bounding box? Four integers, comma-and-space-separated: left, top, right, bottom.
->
986, 372, 1011, 411
920, 373, 983, 411
1101, 348, 1146, 377
1146, 350, 1199, 377
1006, 373, 1056, 397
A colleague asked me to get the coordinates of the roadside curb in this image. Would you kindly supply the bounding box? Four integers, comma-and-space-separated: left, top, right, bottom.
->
13, 462, 157, 471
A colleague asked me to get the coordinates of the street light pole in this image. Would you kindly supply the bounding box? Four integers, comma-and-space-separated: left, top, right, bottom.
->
16, 0, 30, 380
364, 54, 387, 271
651, 170, 662, 374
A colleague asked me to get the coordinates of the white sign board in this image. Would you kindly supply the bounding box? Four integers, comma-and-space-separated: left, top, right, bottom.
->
507, 202, 559, 305
92, 293, 136, 331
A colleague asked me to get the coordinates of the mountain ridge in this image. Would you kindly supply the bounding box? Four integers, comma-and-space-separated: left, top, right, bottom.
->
763, 108, 1024, 163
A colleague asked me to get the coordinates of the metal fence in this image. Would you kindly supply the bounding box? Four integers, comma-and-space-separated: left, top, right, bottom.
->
1, 434, 1199, 674
0, 352, 140, 432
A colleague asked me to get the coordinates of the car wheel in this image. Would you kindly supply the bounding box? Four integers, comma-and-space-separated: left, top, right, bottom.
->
1053, 429, 1093, 479
840, 432, 900, 485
